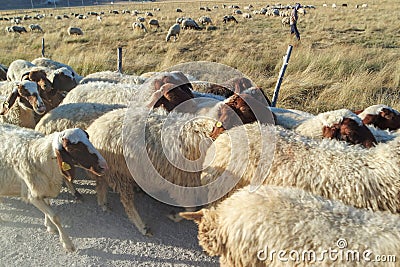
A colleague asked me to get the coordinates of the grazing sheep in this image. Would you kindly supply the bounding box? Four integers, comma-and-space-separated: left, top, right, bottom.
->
166, 23, 180, 42
182, 18, 202, 30
281, 16, 290, 26
0, 125, 107, 251
7, 25, 27, 33
132, 22, 147, 33
295, 109, 377, 148
222, 15, 238, 23
28, 23, 43, 32
176, 8, 183, 12
198, 16, 212, 25
136, 16, 145, 22
0, 80, 46, 128
181, 185, 400, 267
242, 12, 252, 19
67, 26, 83, 36
202, 122, 400, 213
357, 104, 400, 131
147, 18, 160, 29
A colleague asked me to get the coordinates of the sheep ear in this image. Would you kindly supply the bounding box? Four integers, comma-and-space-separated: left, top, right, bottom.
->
55, 148, 76, 182
0, 88, 19, 115
179, 210, 204, 223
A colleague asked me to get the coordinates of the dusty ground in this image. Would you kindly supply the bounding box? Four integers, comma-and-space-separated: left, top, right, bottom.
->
0, 174, 219, 267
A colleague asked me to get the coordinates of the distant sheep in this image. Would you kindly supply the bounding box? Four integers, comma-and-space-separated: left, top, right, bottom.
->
67, 26, 83, 36
7, 25, 27, 33
166, 23, 180, 42
182, 18, 202, 30
148, 19, 160, 29
181, 185, 400, 267
29, 24, 43, 32
222, 15, 238, 23
0, 124, 107, 251
198, 16, 212, 25
132, 22, 147, 33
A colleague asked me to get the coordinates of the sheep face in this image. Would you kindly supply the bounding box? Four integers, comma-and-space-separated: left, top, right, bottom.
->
24, 69, 53, 93
210, 94, 273, 139
8, 81, 46, 115
152, 83, 195, 112
362, 108, 400, 131
52, 71, 77, 92
55, 128, 108, 181
322, 118, 377, 148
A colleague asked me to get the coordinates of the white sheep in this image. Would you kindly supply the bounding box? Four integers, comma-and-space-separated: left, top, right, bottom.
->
67, 26, 83, 36
0, 80, 46, 128
79, 71, 146, 85
6, 59, 36, 81
182, 18, 202, 30
198, 16, 212, 25
31, 57, 82, 82
166, 23, 180, 42
181, 185, 400, 267
0, 124, 107, 251
60, 81, 140, 106
86, 106, 216, 233
201, 122, 400, 213
132, 21, 147, 32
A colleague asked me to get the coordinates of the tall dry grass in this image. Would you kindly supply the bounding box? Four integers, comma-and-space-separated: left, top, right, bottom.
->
0, 0, 399, 113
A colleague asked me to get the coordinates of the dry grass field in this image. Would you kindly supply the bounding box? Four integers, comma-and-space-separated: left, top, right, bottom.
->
0, 0, 399, 113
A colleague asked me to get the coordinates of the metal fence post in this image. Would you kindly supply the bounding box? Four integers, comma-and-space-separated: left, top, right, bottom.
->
41, 38, 45, 58
271, 45, 293, 107
117, 47, 122, 73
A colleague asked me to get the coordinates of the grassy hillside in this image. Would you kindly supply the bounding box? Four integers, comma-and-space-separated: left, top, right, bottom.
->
0, 0, 399, 113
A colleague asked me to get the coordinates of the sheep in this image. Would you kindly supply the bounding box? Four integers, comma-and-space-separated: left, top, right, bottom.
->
31, 57, 82, 83
242, 12, 252, 19
176, 8, 183, 12
0, 124, 107, 251
7, 25, 27, 33
191, 77, 254, 98
136, 16, 145, 22
222, 15, 238, 23
356, 104, 400, 131
87, 105, 217, 232
182, 18, 202, 30
198, 16, 212, 25
6, 59, 36, 81
147, 18, 160, 29
48, 67, 78, 92
281, 16, 290, 26
60, 81, 140, 106
132, 21, 147, 32
79, 71, 146, 85
294, 108, 377, 148
201, 122, 400, 213
181, 185, 400, 267
0, 80, 46, 128
28, 23, 43, 32
166, 23, 180, 42
67, 26, 83, 35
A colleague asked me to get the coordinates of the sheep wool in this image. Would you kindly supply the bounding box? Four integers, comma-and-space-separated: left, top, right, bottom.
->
182, 185, 400, 267
201, 122, 400, 213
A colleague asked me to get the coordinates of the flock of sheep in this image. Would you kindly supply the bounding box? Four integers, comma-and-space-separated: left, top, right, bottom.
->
0, 54, 399, 265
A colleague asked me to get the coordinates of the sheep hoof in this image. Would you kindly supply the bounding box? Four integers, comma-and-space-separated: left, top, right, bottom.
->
143, 226, 153, 237
167, 210, 184, 222
63, 242, 75, 252
47, 226, 57, 234
74, 191, 83, 202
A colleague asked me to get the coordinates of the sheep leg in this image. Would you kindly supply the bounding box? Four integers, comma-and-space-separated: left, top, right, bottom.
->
167, 207, 197, 223
44, 199, 57, 234
95, 177, 109, 212
119, 187, 152, 236
29, 197, 75, 252
64, 179, 83, 201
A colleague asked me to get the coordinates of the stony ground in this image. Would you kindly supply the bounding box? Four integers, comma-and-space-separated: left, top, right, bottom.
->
0, 174, 219, 267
